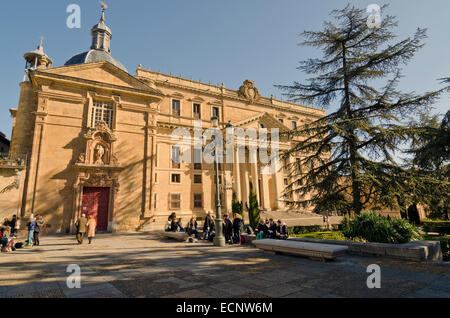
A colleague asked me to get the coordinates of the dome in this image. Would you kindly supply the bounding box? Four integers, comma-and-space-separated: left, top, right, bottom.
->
65, 50, 127, 72
64, 6, 127, 73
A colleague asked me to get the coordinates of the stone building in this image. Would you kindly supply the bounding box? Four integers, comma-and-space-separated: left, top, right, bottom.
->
8, 9, 325, 233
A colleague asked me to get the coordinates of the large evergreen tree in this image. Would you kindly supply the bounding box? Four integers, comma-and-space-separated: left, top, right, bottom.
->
277, 5, 446, 216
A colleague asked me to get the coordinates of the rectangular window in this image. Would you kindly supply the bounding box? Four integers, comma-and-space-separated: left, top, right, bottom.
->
172, 146, 181, 169
292, 121, 297, 129
212, 107, 220, 120
171, 173, 181, 184
284, 178, 289, 186
170, 193, 181, 210
154, 193, 158, 210
194, 193, 203, 208
91, 100, 114, 129
172, 99, 181, 116
154, 173, 158, 184
194, 174, 202, 184
193, 103, 201, 119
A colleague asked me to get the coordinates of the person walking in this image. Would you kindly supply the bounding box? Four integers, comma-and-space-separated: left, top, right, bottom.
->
232, 213, 243, 245
33, 215, 44, 246
25, 216, 36, 247
86, 215, 97, 245
75, 214, 88, 245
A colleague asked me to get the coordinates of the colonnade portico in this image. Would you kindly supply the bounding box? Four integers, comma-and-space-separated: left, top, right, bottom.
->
227, 143, 286, 212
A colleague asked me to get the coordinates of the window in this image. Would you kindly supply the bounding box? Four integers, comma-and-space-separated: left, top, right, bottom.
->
171, 173, 181, 184
91, 100, 114, 129
279, 119, 284, 124
284, 178, 289, 186
193, 103, 201, 119
212, 107, 220, 120
292, 121, 297, 129
194, 174, 202, 184
172, 99, 181, 116
170, 193, 181, 210
172, 146, 181, 169
154, 173, 158, 184
194, 193, 203, 208
194, 148, 202, 170
154, 193, 158, 210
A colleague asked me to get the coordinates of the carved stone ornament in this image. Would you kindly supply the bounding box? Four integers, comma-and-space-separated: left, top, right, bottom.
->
238, 80, 260, 103
80, 120, 118, 166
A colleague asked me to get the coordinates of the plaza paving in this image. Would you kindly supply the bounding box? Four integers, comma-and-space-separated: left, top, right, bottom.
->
0, 233, 449, 298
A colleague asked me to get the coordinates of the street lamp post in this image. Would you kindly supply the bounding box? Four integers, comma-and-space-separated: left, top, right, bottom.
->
211, 116, 226, 247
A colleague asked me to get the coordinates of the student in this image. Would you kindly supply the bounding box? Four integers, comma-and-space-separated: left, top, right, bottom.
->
267, 218, 277, 239
208, 217, 216, 242
25, 216, 36, 247
203, 212, 213, 240
33, 215, 44, 246
186, 217, 199, 238
232, 213, 243, 245
176, 217, 185, 232
0, 226, 11, 252
223, 214, 233, 244
12, 216, 20, 238
75, 214, 88, 245
275, 220, 289, 240
255, 219, 268, 240
86, 215, 97, 244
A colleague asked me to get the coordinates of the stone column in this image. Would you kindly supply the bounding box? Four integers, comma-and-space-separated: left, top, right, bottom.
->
260, 170, 271, 211
233, 146, 242, 202
250, 157, 260, 204
273, 170, 285, 210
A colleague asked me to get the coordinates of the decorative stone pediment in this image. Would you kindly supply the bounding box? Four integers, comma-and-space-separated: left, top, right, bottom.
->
238, 79, 260, 103
76, 121, 119, 167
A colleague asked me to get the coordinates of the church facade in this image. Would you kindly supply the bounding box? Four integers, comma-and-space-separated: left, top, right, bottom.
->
8, 10, 325, 233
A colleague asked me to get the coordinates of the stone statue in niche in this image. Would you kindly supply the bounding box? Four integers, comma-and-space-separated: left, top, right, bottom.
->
94, 145, 105, 165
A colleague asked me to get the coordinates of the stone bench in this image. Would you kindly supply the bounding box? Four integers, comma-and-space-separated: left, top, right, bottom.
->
156, 231, 189, 242
253, 239, 348, 261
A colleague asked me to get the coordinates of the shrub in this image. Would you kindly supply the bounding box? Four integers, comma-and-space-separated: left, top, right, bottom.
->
341, 212, 422, 244
232, 192, 244, 221
289, 225, 323, 235
421, 220, 450, 235
248, 183, 260, 230
440, 238, 450, 262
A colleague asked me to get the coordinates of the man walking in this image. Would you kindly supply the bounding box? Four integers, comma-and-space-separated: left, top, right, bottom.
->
75, 214, 88, 245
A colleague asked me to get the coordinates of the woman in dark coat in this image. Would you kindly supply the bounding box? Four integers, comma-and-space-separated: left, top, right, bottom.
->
232, 213, 243, 245
223, 215, 233, 244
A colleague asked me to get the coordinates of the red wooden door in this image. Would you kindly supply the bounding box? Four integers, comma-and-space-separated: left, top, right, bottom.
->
82, 187, 110, 232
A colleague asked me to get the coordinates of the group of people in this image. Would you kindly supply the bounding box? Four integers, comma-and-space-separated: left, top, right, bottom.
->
166, 212, 245, 244
166, 212, 289, 244
74, 214, 97, 245
254, 218, 289, 240
0, 214, 45, 253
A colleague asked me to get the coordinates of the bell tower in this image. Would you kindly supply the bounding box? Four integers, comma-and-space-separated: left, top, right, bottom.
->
23, 37, 53, 80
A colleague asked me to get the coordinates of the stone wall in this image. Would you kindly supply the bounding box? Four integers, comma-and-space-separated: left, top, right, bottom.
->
0, 168, 25, 224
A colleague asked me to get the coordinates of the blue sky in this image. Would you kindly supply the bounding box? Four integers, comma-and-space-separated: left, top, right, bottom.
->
0, 0, 449, 139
